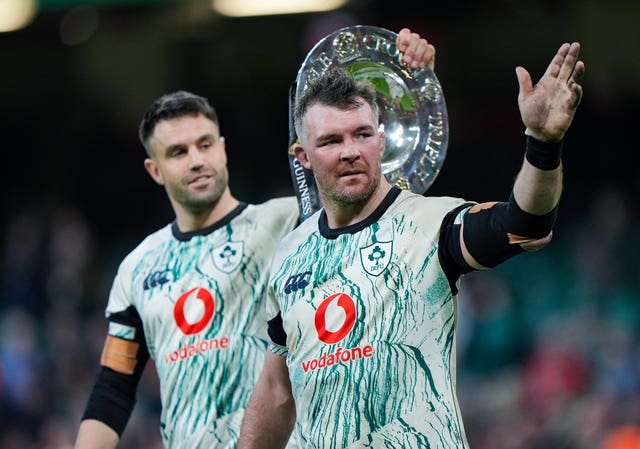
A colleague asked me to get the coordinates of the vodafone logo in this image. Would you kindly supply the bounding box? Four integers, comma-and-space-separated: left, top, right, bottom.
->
314, 293, 356, 344
174, 287, 215, 335
304, 293, 373, 373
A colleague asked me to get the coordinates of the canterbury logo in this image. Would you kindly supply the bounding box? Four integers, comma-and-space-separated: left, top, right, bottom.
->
143, 269, 173, 290
283, 271, 312, 294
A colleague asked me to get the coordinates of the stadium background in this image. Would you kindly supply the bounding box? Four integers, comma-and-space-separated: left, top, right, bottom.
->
1, 0, 638, 448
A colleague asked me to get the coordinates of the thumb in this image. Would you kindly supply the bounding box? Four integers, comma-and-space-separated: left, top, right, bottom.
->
396, 28, 411, 51
515, 66, 532, 99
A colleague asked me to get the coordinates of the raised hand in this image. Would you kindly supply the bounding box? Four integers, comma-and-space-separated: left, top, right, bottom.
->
516, 42, 585, 142
396, 27, 436, 70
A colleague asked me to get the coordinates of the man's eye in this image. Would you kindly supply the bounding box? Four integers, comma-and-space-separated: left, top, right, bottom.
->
199, 139, 216, 150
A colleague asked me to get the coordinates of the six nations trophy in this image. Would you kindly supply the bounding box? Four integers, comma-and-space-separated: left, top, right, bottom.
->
288, 25, 449, 221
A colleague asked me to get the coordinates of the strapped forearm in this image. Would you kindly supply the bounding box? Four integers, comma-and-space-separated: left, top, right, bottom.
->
462, 193, 558, 268
81, 306, 149, 436
81, 365, 145, 436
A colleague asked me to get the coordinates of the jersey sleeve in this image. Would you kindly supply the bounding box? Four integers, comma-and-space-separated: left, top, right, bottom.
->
259, 196, 299, 357
266, 284, 289, 357
105, 255, 135, 318
82, 255, 150, 435
261, 196, 301, 236
437, 203, 475, 294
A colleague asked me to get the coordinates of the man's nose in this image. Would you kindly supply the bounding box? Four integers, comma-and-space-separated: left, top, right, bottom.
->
188, 147, 205, 167
340, 141, 361, 161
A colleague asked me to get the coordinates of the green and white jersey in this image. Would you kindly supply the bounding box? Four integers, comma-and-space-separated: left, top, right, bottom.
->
267, 188, 470, 449
106, 197, 299, 449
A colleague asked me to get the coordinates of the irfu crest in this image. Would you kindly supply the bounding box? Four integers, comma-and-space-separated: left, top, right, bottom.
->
213, 241, 244, 273
359, 241, 392, 276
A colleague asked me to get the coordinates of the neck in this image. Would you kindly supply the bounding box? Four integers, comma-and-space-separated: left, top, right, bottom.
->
174, 188, 240, 232
323, 181, 392, 229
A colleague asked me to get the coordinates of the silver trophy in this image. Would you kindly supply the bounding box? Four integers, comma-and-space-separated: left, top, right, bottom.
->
289, 25, 449, 221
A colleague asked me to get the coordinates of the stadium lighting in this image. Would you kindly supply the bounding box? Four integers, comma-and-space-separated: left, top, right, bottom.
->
0, 0, 38, 32
212, 0, 348, 17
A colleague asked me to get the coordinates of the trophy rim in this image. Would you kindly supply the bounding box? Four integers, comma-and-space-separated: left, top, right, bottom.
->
294, 25, 449, 195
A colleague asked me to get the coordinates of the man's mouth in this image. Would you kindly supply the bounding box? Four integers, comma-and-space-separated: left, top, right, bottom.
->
340, 170, 364, 179
341, 165, 365, 174
188, 174, 211, 186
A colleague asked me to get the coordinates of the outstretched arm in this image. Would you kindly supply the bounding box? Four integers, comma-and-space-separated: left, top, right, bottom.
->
461, 43, 585, 269
513, 42, 584, 218
238, 350, 296, 449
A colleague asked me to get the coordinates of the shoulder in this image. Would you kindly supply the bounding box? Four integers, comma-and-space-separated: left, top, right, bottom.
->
118, 223, 173, 273
395, 190, 468, 217
388, 191, 470, 234
275, 210, 320, 250
255, 196, 299, 212
245, 196, 300, 227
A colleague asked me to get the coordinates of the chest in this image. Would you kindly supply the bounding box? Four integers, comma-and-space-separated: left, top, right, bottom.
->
130, 228, 275, 343
274, 218, 452, 352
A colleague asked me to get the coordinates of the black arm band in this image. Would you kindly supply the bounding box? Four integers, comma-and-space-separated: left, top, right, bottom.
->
462, 195, 558, 268
505, 193, 558, 239
438, 204, 475, 294
81, 365, 145, 436
268, 312, 288, 346
525, 135, 563, 170
462, 203, 523, 268
82, 307, 149, 436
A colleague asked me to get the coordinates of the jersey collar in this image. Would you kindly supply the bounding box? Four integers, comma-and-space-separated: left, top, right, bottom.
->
171, 203, 248, 241
318, 187, 402, 239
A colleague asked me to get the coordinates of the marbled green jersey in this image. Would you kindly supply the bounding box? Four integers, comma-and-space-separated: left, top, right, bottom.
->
267, 188, 471, 449
105, 197, 299, 449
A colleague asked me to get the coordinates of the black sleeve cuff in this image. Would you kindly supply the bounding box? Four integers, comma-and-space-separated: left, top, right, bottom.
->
267, 313, 287, 346
525, 135, 563, 170
81, 366, 147, 436
438, 203, 475, 295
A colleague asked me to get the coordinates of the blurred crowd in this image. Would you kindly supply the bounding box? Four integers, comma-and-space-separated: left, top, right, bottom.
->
1, 184, 638, 449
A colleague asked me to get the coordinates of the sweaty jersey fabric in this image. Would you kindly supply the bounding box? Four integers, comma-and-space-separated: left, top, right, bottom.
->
105, 197, 299, 449
267, 188, 471, 449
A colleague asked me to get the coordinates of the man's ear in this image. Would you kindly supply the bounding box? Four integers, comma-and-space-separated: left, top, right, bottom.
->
293, 143, 312, 169
378, 130, 386, 156
218, 136, 228, 164
144, 158, 164, 185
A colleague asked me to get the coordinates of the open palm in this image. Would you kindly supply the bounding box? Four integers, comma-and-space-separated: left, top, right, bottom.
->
517, 42, 585, 142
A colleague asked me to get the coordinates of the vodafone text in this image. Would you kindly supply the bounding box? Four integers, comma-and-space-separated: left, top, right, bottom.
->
302, 344, 373, 373
164, 336, 229, 364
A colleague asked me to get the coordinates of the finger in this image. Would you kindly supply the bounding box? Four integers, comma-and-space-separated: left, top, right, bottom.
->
558, 42, 581, 82
569, 83, 583, 109
429, 45, 436, 70
542, 42, 571, 80
516, 66, 533, 93
515, 66, 533, 99
412, 42, 435, 69
396, 28, 412, 52
570, 60, 585, 86
401, 32, 424, 66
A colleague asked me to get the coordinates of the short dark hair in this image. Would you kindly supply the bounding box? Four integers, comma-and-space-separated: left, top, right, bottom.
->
293, 67, 379, 142
138, 90, 219, 155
